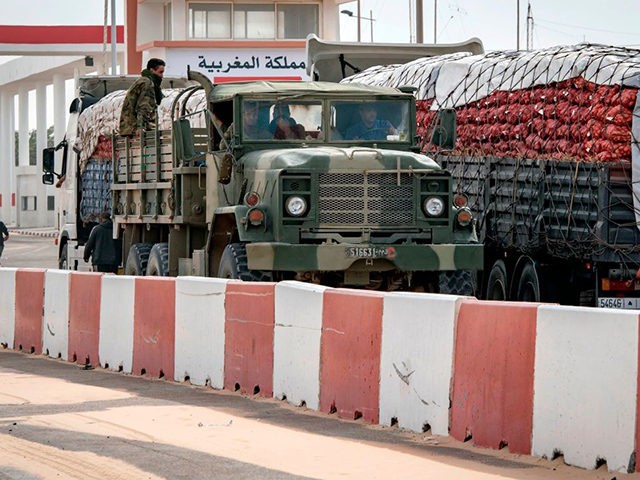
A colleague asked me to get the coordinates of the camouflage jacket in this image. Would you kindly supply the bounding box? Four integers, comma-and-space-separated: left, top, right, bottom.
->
119, 70, 163, 136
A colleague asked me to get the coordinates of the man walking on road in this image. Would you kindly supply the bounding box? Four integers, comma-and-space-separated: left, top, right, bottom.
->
84, 212, 119, 273
0, 219, 8, 263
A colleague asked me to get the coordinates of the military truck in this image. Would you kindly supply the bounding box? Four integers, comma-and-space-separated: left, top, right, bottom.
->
43, 71, 482, 292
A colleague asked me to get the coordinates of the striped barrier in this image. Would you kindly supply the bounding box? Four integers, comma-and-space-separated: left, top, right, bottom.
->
2, 267, 640, 474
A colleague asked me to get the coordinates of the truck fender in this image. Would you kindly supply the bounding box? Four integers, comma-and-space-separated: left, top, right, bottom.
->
206, 207, 248, 275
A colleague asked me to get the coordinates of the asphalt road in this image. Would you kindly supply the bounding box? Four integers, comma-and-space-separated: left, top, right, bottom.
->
1, 232, 58, 269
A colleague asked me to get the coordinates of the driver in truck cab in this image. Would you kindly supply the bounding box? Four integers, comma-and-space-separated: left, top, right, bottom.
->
345, 103, 397, 140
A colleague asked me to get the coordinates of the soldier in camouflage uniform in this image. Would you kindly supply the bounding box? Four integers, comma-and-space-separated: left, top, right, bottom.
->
119, 58, 166, 137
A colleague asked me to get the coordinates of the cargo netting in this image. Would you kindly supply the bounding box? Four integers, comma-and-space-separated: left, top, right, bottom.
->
343, 44, 640, 261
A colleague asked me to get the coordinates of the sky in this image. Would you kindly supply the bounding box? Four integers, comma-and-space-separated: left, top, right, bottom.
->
1, 0, 640, 127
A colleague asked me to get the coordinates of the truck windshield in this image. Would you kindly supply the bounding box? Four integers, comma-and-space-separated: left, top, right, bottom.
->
240, 99, 323, 142
329, 100, 411, 142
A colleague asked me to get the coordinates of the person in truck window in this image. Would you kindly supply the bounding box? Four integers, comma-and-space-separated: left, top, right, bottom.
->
345, 103, 397, 140
119, 58, 166, 137
242, 102, 270, 139
269, 103, 305, 140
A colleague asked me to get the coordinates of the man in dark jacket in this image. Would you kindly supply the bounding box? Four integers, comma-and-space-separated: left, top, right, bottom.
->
84, 212, 119, 273
0, 219, 8, 262
119, 58, 166, 137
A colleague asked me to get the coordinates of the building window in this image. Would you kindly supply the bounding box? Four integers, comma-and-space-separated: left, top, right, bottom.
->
277, 4, 319, 39
47, 195, 55, 211
188, 2, 319, 40
21, 196, 37, 211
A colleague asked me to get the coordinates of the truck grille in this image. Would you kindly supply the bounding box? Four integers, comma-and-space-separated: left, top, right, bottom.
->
318, 173, 414, 225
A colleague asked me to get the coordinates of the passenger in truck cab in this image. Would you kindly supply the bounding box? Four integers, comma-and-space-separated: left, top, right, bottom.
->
345, 103, 397, 140
269, 102, 305, 140
119, 58, 166, 137
242, 101, 270, 139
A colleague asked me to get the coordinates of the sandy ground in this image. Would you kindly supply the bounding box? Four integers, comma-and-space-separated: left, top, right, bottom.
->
0, 350, 635, 480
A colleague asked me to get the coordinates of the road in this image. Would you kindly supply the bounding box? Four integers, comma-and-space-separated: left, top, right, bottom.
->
0, 234, 634, 479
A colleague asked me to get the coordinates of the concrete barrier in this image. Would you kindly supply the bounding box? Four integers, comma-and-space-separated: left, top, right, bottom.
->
273, 281, 329, 409
14, 269, 46, 354
224, 282, 276, 396
0, 268, 17, 348
68, 272, 103, 366
380, 292, 469, 435
532, 305, 639, 473
450, 301, 538, 454
174, 277, 229, 387
43, 270, 71, 360
99, 275, 135, 373
132, 277, 176, 379
320, 289, 383, 423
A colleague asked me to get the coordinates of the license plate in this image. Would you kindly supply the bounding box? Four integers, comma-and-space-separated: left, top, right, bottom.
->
597, 297, 637, 309
345, 247, 390, 259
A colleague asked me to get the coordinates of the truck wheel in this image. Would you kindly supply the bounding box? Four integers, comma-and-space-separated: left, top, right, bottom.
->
438, 270, 477, 296
217, 243, 273, 282
146, 243, 169, 276
486, 260, 508, 300
59, 242, 69, 270
516, 261, 541, 302
124, 243, 153, 276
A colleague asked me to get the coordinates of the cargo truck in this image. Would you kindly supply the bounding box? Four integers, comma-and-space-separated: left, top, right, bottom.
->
42, 70, 483, 293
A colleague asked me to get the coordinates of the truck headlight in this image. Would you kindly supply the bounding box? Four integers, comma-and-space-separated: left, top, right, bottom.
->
285, 195, 307, 217
423, 196, 445, 217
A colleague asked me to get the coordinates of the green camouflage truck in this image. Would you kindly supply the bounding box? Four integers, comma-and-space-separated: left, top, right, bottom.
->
46, 72, 483, 292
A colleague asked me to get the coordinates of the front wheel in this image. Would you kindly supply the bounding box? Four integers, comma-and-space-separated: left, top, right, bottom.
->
217, 243, 273, 282
59, 242, 69, 270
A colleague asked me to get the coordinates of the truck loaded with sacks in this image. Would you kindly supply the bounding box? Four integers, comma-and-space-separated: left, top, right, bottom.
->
338, 43, 640, 308
42, 70, 483, 293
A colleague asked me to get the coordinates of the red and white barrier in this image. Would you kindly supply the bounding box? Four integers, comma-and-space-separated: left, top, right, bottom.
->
380, 292, 470, 435
0, 268, 17, 348
43, 270, 72, 360
273, 281, 328, 409
99, 275, 135, 373
3, 267, 640, 474
174, 277, 229, 387
532, 305, 639, 472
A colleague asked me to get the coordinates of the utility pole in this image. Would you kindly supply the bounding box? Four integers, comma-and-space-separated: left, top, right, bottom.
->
416, 0, 423, 43
526, 1, 533, 50
516, 0, 520, 50
409, 0, 414, 42
434, 0, 437, 43
111, 0, 117, 74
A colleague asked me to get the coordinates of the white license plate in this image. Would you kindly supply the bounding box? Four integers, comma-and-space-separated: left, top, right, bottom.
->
597, 297, 638, 309
345, 247, 389, 258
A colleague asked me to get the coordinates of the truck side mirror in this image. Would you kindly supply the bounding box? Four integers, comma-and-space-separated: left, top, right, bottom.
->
431, 109, 457, 149
42, 172, 54, 185
43, 147, 55, 173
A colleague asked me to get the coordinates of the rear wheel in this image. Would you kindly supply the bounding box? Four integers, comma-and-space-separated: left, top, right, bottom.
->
217, 243, 273, 282
146, 243, 169, 276
516, 261, 541, 302
485, 260, 508, 300
438, 270, 477, 296
124, 243, 153, 276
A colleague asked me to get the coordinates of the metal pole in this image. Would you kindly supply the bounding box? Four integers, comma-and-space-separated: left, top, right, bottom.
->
111, 0, 117, 74
409, 0, 414, 42
434, 0, 437, 43
357, 0, 361, 42
516, 0, 520, 50
416, 0, 423, 43
370, 10, 373, 42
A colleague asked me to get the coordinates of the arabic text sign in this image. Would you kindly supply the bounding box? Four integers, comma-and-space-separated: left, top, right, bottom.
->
165, 48, 310, 80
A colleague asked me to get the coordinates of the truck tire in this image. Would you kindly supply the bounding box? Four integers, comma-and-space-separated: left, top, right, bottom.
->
59, 242, 69, 270
124, 243, 153, 276
217, 243, 273, 282
438, 270, 477, 296
485, 260, 508, 300
146, 243, 169, 276
516, 261, 541, 302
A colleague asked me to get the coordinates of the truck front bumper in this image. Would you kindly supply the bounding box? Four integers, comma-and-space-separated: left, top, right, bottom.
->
246, 243, 483, 272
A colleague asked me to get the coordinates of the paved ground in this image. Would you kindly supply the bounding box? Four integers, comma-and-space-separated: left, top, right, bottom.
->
0, 350, 633, 480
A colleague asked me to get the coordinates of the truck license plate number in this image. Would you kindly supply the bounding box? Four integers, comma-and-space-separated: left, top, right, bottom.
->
597, 297, 628, 309
345, 247, 388, 258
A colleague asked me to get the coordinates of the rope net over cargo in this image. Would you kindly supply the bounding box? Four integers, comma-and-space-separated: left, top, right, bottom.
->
343, 44, 640, 262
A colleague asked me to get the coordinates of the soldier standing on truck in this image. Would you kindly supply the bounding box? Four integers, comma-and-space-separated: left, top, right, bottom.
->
119, 58, 166, 137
